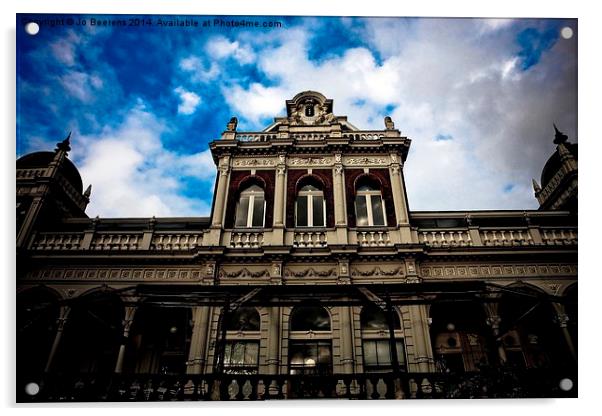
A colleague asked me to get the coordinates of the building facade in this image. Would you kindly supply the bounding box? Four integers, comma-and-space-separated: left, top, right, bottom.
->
16, 91, 577, 401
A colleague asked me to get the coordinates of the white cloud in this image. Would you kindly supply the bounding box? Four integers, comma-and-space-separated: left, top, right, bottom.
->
174, 86, 201, 115
212, 18, 576, 210
59, 71, 103, 103
179, 56, 220, 82
206, 35, 255, 64
49, 30, 81, 66
75, 102, 215, 217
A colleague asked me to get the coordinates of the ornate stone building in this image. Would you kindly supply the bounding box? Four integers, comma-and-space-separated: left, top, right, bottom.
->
16, 91, 577, 401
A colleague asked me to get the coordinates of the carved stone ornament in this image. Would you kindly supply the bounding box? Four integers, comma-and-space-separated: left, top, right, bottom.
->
284, 267, 337, 278
344, 156, 388, 166
288, 156, 333, 166
233, 158, 276, 167
219, 268, 270, 279
351, 266, 404, 277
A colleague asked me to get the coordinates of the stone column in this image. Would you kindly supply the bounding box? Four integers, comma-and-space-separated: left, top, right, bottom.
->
553, 303, 577, 362
114, 306, 137, 373
483, 301, 507, 364
333, 154, 348, 244
389, 153, 411, 244
486, 315, 507, 364
339, 305, 355, 373
44, 305, 71, 373
17, 195, 45, 249
409, 304, 434, 372
267, 306, 281, 374
207, 156, 231, 245
187, 306, 212, 374
272, 155, 287, 245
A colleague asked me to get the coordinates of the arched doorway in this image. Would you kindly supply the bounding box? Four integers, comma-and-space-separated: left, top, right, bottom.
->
17, 287, 60, 376
56, 290, 124, 374
430, 301, 491, 373
125, 305, 192, 375
498, 285, 564, 369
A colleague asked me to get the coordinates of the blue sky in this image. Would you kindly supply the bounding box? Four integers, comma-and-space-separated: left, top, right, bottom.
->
16, 15, 577, 217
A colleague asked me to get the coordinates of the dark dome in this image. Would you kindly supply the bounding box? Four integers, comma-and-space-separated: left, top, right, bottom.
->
17, 151, 83, 193
540, 143, 577, 188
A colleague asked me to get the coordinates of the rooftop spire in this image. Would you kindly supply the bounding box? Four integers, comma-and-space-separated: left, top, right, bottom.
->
55, 131, 72, 153
532, 178, 542, 193
553, 123, 568, 145
83, 184, 92, 198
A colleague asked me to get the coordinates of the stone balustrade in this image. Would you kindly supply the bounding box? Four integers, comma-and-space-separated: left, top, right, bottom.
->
16, 167, 48, 179
236, 133, 278, 142
291, 133, 328, 141
230, 231, 264, 248
293, 230, 328, 248
31, 233, 83, 250
342, 132, 386, 141
151, 232, 203, 250
541, 228, 577, 245
481, 228, 534, 246
357, 230, 392, 247
418, 230, 473, 247
90, 233, 143, 250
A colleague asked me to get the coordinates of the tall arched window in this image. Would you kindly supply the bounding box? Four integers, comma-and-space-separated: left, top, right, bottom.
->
355, 179, 386, 227
288, 306, 332, 375
360, 304, 405, 372
235, 184, 265, 228
296, 184, 325, 227
223, 307, 261, 374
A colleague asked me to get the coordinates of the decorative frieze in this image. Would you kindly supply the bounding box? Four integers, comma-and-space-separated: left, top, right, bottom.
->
351, 266, 404, 277
343, 156, 389, 166
218, 267, 270, 279
284, 267, 337, 278
420, 263, 577, 279
232, 158, 277, 168
287, 156, 333, 167
23, 267, 204, 282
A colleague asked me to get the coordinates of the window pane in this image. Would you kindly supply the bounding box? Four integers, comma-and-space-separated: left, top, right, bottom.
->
363, 340, 378, 366
244, 342, 259, 365
290, 306, 331, 331
251, 196, 265, 227
226, 307, 260, 331
312, 195, 324, 227
355, 195, 369, 226
371, 195, 385, 226
376, 341, 391, 365
296, 195, 308, 227
317, 343, 331, 365
235, 196, 250, 227
396, 341, 406, 365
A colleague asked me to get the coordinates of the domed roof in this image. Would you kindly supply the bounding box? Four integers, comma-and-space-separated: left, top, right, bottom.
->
17, 151, 83, 193
540, 142, 578, 188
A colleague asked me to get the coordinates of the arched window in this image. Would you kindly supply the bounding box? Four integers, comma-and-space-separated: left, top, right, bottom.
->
235, 184, 265, 228
289, 306, 332, 375
224, 307, 261, 374
360, 305, 405, 373
296, 184, 325, 227
355, 179, 386, 227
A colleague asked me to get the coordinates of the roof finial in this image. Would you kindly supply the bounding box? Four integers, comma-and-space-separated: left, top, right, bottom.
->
83, 184, 92, 198
553, 123, 568, 145
55, 131, 72, 152
532, 178, 541, 193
